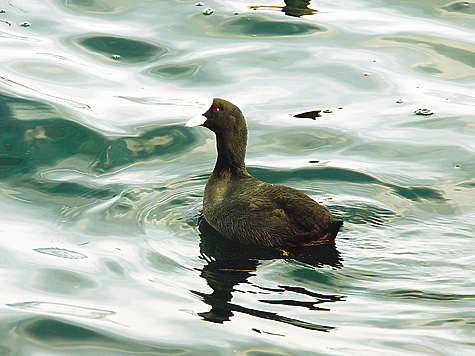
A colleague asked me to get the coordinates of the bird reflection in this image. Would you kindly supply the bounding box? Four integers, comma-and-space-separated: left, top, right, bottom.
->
192, 217, 344, 331
250, 0, 318, 18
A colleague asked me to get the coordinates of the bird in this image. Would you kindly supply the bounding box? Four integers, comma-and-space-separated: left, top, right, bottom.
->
186, 98, 342, 248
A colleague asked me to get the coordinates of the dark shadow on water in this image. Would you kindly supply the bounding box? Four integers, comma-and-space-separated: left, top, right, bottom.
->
330, 202, 397, 226
248, 166, 448, 203
148, 63, 200, 79
12, 316, 190, 354
71, 35, 168, 64
441, 1, 475, 15
192, 217, 344, 332
144, 61, 229, 87
0, 91, 197, 205
0, 90, 445, 208
217, 13, 325, 38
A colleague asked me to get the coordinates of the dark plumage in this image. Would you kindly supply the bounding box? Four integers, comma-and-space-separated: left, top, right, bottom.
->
186, 98, 342, 248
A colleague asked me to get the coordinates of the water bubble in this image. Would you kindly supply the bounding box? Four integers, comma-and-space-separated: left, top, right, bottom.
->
202, 7, 214, 15
414, 108, 433, 116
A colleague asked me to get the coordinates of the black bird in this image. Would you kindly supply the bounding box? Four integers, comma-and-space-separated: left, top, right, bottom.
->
186, 98, 342, 248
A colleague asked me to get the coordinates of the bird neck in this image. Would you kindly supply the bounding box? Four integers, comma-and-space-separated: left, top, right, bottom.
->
213, 128, 248, 176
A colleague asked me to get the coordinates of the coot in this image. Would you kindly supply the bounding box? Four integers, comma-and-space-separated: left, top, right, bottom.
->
186, 98, 342, 248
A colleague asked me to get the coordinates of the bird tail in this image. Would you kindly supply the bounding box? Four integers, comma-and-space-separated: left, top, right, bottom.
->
288, 220, 343, 247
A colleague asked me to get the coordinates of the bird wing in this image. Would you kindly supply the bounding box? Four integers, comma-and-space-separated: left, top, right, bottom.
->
257, 183, 335, 234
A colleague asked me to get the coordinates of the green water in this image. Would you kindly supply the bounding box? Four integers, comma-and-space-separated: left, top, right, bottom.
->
0, 0, 474, 355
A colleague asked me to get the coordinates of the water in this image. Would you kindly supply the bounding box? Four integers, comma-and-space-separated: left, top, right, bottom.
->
1, 0, 475, 355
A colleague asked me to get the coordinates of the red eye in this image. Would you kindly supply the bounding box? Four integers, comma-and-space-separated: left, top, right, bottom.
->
214, 108, 219, 113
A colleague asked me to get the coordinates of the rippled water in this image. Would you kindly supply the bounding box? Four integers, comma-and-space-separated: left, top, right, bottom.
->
1, 0, 475, 355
